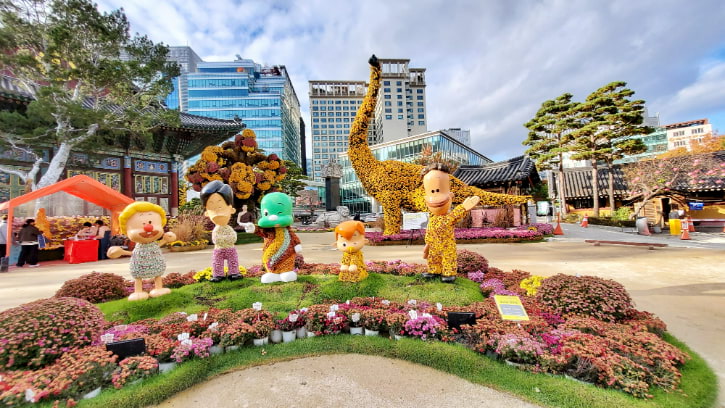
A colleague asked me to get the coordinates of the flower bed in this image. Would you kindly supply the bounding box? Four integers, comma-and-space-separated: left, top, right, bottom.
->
366, 226, 545, 245
0, 246, 704, 405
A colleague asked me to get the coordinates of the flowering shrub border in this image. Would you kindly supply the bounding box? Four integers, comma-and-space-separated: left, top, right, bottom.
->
366, 226, 545, 245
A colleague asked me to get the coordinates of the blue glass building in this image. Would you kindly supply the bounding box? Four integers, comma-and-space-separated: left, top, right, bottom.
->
338, 130, 493, 213
165, 55, 302, 165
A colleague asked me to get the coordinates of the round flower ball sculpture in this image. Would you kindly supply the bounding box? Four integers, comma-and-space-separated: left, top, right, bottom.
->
201, 180, 243, 283
421, 163, 480, 283
334, 220, 369, 282
107, 202, 176, 301
239, 192, 302, 283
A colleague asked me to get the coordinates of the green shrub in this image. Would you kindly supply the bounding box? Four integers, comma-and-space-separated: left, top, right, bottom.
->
55, 272, 127, 303
0, 297, 106, 369
536, 274, 633, 322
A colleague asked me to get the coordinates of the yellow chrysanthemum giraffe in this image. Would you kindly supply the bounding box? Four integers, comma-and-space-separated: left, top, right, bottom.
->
348, 56, 530, 235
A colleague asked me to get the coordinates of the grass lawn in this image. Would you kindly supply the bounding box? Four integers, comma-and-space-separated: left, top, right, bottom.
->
92, 275, 717, 408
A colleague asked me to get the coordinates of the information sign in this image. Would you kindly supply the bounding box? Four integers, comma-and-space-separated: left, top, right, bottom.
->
493, 295, 530, 321
402, 212, 429, 230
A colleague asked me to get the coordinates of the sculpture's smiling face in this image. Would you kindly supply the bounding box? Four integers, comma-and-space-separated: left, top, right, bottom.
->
258, 192, 294, 228
423, 170, 454, 216
126, 211, 164, 244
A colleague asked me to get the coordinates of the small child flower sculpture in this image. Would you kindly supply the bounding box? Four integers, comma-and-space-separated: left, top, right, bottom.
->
201, 180, 243, 282
334, 220, 369, 282
107, 202, 176, 301
239, 192, 302, 283
421, 163, 480, 283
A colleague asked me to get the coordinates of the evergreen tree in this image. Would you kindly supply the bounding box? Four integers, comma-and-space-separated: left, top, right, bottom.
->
523, 93, 579, 216
278, 160, 308, 198
0, 0, 180, 190
569, 82, 648, 216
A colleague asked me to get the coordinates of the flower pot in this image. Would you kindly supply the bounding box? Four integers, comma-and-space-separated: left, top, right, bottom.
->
364, 329, 379, 336
158, 361, 177, 374
306, 331, 316, 338
393, 334, 403, 340
350, 326, 363, 335
505, 360, 523, 368
226, 345, 240, 352
296, 327, 307, 339
253, 338, 266, 347
82, 387, 101, 400
209, 345, 224, 355
270, 329, 283, 344
282, 330, 296, 343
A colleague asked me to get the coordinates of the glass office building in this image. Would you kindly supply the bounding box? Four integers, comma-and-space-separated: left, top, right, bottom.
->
614, 128, 668, 164
338, 130, 492, 213
165, 56, 302, 165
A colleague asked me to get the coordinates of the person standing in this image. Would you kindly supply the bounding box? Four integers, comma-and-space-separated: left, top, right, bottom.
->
16, 218, 41, 267
94, 220, 111, 260
0, 215, 8, 260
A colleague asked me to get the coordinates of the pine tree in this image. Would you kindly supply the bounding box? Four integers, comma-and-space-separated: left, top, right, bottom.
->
523, 93, 579, 216
569, 82, 648, 216
0, 0, 180, 189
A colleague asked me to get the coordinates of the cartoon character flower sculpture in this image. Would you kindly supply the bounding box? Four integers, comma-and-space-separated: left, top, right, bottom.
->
107, 202, 176, 301
421, 163, 480, 283
334, 220, 369, 282
239, 192, 301, 283
201, 180, 243, 283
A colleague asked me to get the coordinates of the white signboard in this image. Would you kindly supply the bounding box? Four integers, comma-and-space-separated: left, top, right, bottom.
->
403, 212, 429, 230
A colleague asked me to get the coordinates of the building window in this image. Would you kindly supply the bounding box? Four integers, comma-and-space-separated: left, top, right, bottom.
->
397, 95, 402, 99
385, 108, 391, 113
383, 88, 390, 92
398, 108, 403, 113
398, 115, 404, 119
691, 128, 704, 134
418, 108, 424, 112
384, 95, 391, 99
418, 114, 424, 119
417, 102, 423, 106
385, 115, 392, 120
416, 96, 423, 100
383, 81, 390, 86
418, 121, 425, 126
396, 81, 402, 86
396, 88, 402, 93
416, 89, 423, 93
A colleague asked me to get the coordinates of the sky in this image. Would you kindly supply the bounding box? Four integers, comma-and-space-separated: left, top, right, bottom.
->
98, 0, 725, 162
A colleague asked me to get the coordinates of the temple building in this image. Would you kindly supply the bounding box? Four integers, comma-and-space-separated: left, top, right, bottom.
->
0, 75, 244, 216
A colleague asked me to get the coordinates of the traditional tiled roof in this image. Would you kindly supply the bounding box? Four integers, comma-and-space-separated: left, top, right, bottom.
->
555, 151, 725, 199
0, 76, 34, 102
454, 155, 539, 187
0, 75, 243, 132
555, 166, 628, 199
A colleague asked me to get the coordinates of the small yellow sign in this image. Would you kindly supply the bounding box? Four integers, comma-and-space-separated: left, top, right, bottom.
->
493, 295, 530, 321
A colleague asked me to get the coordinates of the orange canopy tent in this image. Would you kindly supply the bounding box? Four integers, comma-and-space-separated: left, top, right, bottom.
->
0, 175, 134, 256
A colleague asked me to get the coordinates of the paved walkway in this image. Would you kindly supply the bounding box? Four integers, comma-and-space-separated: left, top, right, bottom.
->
1, 224, 723, 406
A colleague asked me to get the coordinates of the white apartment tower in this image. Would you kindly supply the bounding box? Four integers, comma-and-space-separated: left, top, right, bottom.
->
309, 58, 428, 181
372, 59, 427, 144
309, 81, 367, 181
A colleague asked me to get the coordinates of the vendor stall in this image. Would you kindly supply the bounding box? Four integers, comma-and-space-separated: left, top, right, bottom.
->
0, 175, 134, 263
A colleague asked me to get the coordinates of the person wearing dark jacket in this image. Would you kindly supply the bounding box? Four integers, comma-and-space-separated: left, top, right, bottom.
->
16, 219, 41, 267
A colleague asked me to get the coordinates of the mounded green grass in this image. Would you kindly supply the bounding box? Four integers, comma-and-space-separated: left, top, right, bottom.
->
60, 335, 716, 408
93, 275, 718, 408
98, 273, 485, 322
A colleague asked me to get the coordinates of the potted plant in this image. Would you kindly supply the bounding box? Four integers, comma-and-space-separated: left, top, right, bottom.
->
361, 309, 386, 336
321, 311, 347, 335
143, 334, 177, 373
293, 309, 308, 338
170, 336, 213, 363
385, 312, 408, 340
304, 306, 329, 337
251, 319, 272, 346
270, 319, 283, 344
219, 320, 254, 351
278, 314, 298, 343
348, 310, 363, 335
111, 356, 159, 389
403, 314, 445, 341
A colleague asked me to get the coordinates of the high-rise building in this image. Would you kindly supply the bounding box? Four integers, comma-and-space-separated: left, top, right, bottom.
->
164, 46, 204, 111
665, 118, 714, 151
308, 58, 427, 181
372, 59, 427, 144
308, 80, 367, 181
165, 51, 302, 165
442, 128, 471, 146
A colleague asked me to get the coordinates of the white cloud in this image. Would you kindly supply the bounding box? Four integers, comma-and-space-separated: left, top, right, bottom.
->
98, 0, 725, 161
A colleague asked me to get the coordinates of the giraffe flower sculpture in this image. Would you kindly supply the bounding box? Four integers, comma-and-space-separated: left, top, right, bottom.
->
239, 192, 301, 284
348, 55, 530, 235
